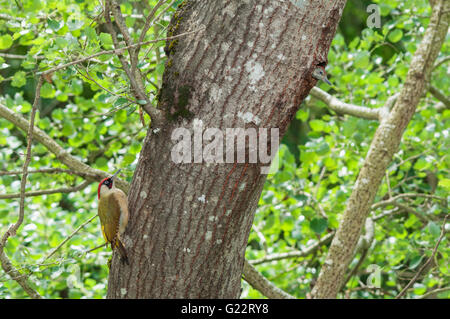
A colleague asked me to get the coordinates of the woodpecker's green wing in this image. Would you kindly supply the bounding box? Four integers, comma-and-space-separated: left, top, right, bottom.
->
98, 193, 122, 244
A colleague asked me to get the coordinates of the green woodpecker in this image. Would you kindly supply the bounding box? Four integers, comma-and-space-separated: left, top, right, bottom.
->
312, 66, 332, 85
97, 169, 129, 264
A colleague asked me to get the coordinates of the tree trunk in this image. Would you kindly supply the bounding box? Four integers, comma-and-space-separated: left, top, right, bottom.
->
107, 0, 345, 298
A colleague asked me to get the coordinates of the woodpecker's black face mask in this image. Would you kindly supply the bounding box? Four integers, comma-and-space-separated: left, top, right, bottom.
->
103, 178, 113, 189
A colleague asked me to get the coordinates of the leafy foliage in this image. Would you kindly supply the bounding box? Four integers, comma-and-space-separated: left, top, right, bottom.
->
0, 0, 176, 298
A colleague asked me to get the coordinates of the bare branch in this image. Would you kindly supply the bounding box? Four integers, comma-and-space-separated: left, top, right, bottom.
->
249, 232, 334, 265
429, 85, 450, 108
242, 259, 296, 299
372, 192, 447, 209
309, 87, 388, 121
0, 168, 74, 176
0, 53, 44, 60
418, 286, 450, 299
104, 0, 191, 127
0, 102, 129, 192
0, 180, 91, 199
0, 250, 42, 298
371, 192, 447, 223
132, 0, 177, 74
433, 55, 450, 70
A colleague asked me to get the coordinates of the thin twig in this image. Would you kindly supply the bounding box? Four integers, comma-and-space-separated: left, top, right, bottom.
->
429, 85, 450, 108
39, 27, 205, 76
250, 232, 335, 265
74, 65, 137, 104
0, 76, 43, 249
372, 192, 447, 210
418, 286, 450, 299
0, 53, 44, 60
0, 168, 74, 176
42, 214, 98, 263
0, 76, 44, 299
84, 242, 108, 255
395, 215, 449, 299
132, 0, 169, 71
0, 181, 91, 199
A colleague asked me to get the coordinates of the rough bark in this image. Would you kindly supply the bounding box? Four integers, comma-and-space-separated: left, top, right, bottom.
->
311, 0, 449, 299
107, 0, 345, 298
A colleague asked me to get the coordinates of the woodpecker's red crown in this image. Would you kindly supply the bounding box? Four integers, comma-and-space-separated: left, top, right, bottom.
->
97, 169, 121, 199
98, 177, 113, 199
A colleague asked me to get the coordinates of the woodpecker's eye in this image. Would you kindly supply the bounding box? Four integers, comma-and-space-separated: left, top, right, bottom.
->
103, 179, 113, 188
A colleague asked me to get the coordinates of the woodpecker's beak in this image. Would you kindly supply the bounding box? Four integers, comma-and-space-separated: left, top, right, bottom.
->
323, 76, 332, 86
111, 169, 121, 180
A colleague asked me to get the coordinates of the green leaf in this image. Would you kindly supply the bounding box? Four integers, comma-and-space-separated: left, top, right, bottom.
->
123, 153, 136, 165
316, 142, 330, 155
388, 29, 403, 43
0, 34, 13, 50
354, 51, 370, 69
129, 141, 142, 155
99, 33, 113, 46
114, 97, 128, 107
62, 121, 75, 136
413, 283, 427, 295
310, 218, 328, 234
71, 79, 83, 94
114, 109, 127, 124
85, 27, 97, 41
47, 18, 61, 31
309, 119, 326, 132
11, 71, 27, 88
126, 105, 137, 116
67, 16, 84, 31
296, 109, 309, 122
263, 214, 275, 231
428, 221, 441, 238
348, 37, 359, 50
438, 178, 450, 192
40, 82, 55, 99
95, 157, 108, 168
409, 255, 423, 269
55, 37, 68, 48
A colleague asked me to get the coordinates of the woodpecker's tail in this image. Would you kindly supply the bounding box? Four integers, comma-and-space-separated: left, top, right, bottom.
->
113, 238, 129, 265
